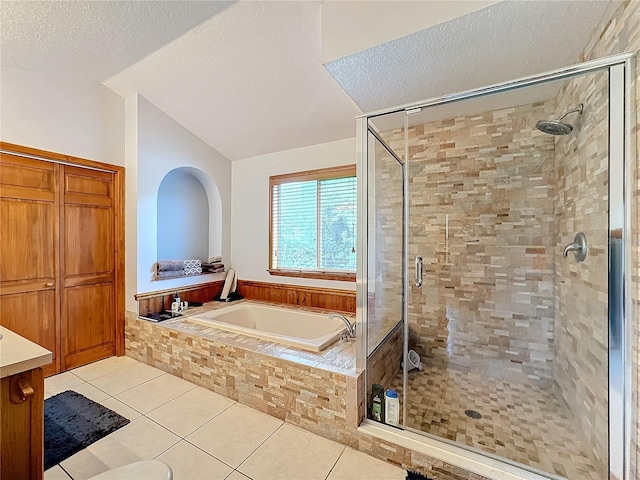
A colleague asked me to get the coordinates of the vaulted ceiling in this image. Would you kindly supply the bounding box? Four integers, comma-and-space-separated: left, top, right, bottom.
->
1, 1, 614, 161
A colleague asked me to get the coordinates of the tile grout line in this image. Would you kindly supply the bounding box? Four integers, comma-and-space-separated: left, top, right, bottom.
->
125, 389, 240, 468
180, 436, 238, 471
58, 462, 75, 480
234, 420, 287, 474
324, 445, 347, 480
92, 371, 168, 398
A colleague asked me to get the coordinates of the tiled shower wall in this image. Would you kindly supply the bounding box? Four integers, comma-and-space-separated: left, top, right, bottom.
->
387, 101, 558, 382
574, 0, 639, 476
553, 69, 610, 478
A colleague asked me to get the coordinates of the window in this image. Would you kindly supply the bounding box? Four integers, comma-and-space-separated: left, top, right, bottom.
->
269, 165, 356, 281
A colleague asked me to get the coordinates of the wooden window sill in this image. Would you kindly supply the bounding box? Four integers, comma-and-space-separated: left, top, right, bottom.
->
268, 269, 355, 282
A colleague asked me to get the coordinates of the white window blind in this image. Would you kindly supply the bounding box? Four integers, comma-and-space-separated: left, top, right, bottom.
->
270, 166, 356, 275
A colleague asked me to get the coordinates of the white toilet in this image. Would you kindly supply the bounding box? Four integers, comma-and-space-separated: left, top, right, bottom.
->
88, 460, 172, 480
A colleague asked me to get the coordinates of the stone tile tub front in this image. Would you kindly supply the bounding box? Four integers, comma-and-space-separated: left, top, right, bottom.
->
125, 301, 360, 440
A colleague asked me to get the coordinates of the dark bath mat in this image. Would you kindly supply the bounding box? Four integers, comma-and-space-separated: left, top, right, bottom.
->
406, 471, 435, 480
45, 390, 130, 469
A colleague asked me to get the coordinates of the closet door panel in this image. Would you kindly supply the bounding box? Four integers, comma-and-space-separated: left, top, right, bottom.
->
0, 153, 58, 375
63, 166, 113, 206
63, 283, 114, 369
0, 157, 56, 202
64, 205, 114, 276
0, 199, 55, 282
0, 291, 57, 360
61, 166, 115, 369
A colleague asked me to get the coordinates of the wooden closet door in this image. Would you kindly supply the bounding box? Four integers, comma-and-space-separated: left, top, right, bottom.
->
61, 165, 115, 369
0, 154, 58, 376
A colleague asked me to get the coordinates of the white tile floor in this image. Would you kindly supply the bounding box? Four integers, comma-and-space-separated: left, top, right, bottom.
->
44, 357, 406, 480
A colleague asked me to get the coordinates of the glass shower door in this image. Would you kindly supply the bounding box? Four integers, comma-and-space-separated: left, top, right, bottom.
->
402, 70, 612, 479
364, 125, 405, 427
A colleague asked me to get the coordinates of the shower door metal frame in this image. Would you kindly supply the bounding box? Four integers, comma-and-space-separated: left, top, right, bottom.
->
356, 52, 636, 479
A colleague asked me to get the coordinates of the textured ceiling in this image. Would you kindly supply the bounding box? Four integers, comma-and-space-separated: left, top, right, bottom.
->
105, 1, 361, 161
325, 0, 613, 114
1, 0, 614, 162
0, 1, 231, 81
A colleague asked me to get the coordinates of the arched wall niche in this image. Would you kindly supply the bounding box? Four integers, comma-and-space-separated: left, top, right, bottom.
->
156, 167, 222, 263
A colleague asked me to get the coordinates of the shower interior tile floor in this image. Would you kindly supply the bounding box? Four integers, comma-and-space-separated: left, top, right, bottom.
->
44, 356, 406, 480
389, 360, 600, 480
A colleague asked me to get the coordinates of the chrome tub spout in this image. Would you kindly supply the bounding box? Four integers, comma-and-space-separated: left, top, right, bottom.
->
328, 313, 356, 338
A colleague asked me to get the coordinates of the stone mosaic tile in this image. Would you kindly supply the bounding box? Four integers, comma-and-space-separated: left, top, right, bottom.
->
383, 100, 559, 384
564, 0, 640, 474
389, 361, 599, 480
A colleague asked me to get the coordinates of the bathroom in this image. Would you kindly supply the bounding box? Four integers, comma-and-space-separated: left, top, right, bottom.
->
0, 1, 639, 480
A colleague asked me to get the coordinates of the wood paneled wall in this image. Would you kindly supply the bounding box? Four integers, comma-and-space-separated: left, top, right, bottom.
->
135, 280, 355, 315
135, 281, 225, 316
237, 280, 355, 313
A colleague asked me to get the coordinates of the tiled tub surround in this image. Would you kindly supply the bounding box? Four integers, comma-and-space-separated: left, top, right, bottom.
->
126, 301, 360, 437
125, 302, 490, 480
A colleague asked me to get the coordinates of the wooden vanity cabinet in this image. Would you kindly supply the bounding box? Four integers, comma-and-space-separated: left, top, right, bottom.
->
1, 367, 44, 480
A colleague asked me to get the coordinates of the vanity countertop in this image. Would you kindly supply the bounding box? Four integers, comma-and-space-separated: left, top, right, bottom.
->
0, 326, 52, 378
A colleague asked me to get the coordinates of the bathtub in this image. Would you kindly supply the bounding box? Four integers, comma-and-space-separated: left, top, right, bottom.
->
186, 302, 349, 352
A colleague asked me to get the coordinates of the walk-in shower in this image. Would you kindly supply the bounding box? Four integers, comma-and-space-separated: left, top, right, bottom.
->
356, 53, 635, 480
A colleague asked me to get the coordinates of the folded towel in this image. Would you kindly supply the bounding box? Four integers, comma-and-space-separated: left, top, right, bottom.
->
208, 256, 222, 263
156, 270, 185, 279
185, 266, 203, 275
156, 260, 185, 272
202, 262, 224, 268
203, 265, 225, 273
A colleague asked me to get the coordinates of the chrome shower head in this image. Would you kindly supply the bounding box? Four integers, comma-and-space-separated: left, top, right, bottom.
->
535, 119, 574, 135
536, 104, 583, 135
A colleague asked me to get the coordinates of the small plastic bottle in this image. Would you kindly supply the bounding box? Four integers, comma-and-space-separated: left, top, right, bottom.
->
384, 389, 399, 426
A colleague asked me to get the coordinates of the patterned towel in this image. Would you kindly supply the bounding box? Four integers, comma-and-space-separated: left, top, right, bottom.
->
184, 259, 202, 275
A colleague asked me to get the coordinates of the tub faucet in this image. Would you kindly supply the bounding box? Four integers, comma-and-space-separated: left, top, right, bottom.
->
329, 313, 356, 338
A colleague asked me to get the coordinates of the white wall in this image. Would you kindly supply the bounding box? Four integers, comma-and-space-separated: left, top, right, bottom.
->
157, 169, 209, 260
124, 95, 139, 312
136, 96, 231, 296
0, 67, 124, 166
232, 137, 356, 291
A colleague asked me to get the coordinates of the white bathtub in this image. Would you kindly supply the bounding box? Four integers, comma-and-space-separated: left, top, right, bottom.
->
186, 302, 350, 352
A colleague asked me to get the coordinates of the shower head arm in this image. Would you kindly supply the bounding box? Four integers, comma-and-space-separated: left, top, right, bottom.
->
556, 103, 584, 120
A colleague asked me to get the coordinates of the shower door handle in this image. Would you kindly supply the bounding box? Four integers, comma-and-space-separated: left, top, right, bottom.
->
415, 256, 423, 287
